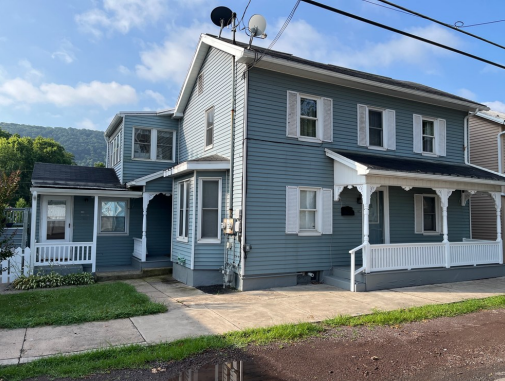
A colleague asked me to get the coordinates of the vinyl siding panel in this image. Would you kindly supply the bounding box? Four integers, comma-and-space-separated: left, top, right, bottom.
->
73, 196, 94, 242
145, 176, 173, 193
471, 193, 497, 241
122, 115, 178, 184
469, 115, 504, 172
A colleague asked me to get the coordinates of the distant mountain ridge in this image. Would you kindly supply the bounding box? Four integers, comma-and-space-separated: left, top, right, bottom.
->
0, 122, 106, 167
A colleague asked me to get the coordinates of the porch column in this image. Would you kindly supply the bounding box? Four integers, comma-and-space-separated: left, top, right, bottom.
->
29, 191, 37, 272
434, 189, 454, 268
489, 192, 503, 264
357, 184, 379, 273
142, 193, 149, 262
91, 196, 98, 273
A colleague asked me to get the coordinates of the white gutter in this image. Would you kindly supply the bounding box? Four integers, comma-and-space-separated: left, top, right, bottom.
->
30, 187, 143, 198
498, 130, 505, 174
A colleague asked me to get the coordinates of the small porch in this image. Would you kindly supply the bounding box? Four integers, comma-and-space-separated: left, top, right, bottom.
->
326, 149, 505, 291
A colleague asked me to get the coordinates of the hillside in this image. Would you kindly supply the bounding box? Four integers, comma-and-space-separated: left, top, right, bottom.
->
0, 122, 106, 166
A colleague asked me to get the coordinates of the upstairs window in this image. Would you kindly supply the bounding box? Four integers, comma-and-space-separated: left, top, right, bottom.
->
133, 127, 176, 161
413, 115, 446, 157
287, 91, 333, 142
205, 107, 214, 149
109, 131, 122, 166
357, 104, 396, 150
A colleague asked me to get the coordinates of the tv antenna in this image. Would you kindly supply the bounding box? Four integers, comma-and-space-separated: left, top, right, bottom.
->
247, 14, 268, 49
211, 6, 237, 42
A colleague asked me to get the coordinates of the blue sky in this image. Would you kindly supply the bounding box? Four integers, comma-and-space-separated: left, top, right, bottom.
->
0, 0, 504, 131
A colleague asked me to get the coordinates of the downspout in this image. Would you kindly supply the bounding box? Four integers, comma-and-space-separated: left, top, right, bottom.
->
240, 70, 249, 277
229, 56, 236, 220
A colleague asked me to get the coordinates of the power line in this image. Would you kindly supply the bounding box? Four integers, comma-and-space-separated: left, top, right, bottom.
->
456, 19, 505, 28
377, 0, 505, 51
300, 0, 505, 70
361, 0, 416, 17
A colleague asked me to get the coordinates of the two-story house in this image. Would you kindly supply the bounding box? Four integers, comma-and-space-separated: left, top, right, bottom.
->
29, 34, 505, 291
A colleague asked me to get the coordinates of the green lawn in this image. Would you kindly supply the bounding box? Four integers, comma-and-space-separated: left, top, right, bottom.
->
0, 282, 167, 329
1, 295, 505, 381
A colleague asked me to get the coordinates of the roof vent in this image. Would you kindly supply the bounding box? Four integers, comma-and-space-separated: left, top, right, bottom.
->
198, 73, 204, 95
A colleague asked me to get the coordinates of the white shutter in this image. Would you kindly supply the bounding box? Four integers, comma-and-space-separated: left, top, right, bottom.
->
286, 186, 299, 234
436, 118, 446, 156
321, 188, 333, 234
357, 104, 368, 146
414, 194, 423, 234
413, 114, 423, 153
322, 97, 333, 142
384, 109, 396, 150
286, 91, 299, 138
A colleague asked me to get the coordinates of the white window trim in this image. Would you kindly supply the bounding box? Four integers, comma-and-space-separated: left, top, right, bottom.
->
176, 180, 190, 243
109, 129, 122, 166
298, 94, 322, 142
419, 194, 441, 235
204, 107, 215, 150
298, 187, 322, 235
197, 177, 222, 244
131, 127, 177, 162
421, 116, 437, 156
98, 198, 129, 236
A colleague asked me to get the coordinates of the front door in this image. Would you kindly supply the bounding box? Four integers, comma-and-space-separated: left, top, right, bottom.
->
369, 191, 385, 245
41, 196, 72, 243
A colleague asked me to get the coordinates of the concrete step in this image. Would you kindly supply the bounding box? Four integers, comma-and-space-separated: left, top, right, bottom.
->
95, 267, 172, 282
323, 275, 366, 292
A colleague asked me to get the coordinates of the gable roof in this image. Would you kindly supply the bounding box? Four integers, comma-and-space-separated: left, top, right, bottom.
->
476, 110, 505, 125
173, 34, 488, 116
32, 163, 125, 190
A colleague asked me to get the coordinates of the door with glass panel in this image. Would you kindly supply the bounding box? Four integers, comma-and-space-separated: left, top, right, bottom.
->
41, 196, 72, 243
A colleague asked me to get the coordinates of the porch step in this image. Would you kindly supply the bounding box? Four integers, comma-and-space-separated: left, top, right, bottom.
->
95, 267, 172, 282
132, 255, 173, 270
323, 274, 366, 292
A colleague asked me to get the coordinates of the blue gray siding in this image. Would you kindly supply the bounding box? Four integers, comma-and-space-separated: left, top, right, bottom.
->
122, 115, 178, 184
73, 196, 94, 242
145, 176, 173, 192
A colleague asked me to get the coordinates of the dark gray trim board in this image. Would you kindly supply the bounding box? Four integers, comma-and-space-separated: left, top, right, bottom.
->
172, 263, 223, 287
362, 264, 505, 291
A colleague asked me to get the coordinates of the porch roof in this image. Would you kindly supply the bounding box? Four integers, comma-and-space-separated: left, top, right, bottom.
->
32, 163, 125, 190
326, 149, 505, 186
163, 154, 230, 177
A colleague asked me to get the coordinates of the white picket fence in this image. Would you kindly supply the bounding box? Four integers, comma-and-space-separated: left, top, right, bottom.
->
1, 247, 31, 284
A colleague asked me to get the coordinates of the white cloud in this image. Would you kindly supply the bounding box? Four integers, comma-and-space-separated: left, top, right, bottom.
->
52, 39, 77, 64
76, 0, 167, 38
18, 60, 43, 82
135, 23, 213, 84
75, 118, 98, 130
0, 78, 138, 109
483, 101, 505, 113
457, 88, 476, 100
144, 89, 166, 107
118, 65, 131, 75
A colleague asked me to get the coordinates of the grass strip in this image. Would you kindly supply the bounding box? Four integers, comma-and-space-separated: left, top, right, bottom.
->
0, 282, 167, 329
1, 295, 505, 381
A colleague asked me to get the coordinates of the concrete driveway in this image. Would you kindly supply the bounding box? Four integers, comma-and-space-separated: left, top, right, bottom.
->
2, 276, 505, 365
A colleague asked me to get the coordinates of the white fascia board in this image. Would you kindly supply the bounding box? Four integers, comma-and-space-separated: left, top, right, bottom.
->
126, 170, 165, 187
105, 111, 161, 137
30, 187, 143, 198
252, 54, 488, 112
164, 161, 230, 177
367, 169, 505, 186
476, 111, 505, 125
325, 149, 369, 173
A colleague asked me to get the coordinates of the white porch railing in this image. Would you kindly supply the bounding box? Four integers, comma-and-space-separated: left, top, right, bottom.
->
34, 242, 94, 267
1, 247, 30, 283
450, 241, 501, 266
132, 237, 146, 261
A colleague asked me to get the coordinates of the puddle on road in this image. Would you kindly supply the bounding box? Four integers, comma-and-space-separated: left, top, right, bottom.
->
166, 360, 284, 380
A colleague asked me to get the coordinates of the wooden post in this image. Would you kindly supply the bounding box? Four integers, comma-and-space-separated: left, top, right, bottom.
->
142, 193, 151, 262
434, 189, 454, 268
29, 191, 37, 273
489, 192, 503, 264
91, 196, 99, 273
357, 184, 379, 273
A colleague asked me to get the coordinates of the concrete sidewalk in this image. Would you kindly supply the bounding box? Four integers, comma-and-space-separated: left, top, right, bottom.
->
2, 276, 505, 366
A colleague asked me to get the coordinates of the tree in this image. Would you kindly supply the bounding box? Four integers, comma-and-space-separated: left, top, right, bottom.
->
94, 161, 105, 168
0, 135, 74, 203
0, 171, 21, 265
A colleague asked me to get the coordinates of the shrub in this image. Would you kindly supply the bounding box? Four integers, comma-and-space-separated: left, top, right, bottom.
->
12, 272, 95, 290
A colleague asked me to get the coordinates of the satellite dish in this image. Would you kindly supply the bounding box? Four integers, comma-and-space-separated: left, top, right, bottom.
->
211, 6, 233, 39
248, 14, 267, 37
247, 14, 267, 49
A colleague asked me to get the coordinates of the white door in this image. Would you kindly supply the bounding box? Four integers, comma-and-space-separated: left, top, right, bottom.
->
40, 196, 72, 243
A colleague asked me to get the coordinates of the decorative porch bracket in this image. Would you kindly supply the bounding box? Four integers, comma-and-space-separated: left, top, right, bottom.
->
334, 185, 345, 201
434, 188, 454, 268
461, 190, 477, 206
357, 184, 380, 273
142, 192, 170, 262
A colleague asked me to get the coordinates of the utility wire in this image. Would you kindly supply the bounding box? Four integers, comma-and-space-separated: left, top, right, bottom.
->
377, 0, 505, 51
300, 0, 505, 70
456, 19, 505, 28
361, 0, 415, 17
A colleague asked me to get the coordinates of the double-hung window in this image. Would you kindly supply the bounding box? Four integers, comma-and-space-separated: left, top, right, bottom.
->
286, 91, 333, 142
413, 115, 446, 156
133, 127, 176, 161
99, 199, 128, 234
109, 131, 121, 166
286, 186, 333, 236
198, 178, 221, 243
177, 181, 190, 241
414, 194, 441, 234
357, 104, 396, 150
205, 107, 214, 149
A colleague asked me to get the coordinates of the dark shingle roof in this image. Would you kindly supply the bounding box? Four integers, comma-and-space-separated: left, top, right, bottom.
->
207, 35, 485, 108
334, 150, 505, 182
189, 154, 229, 162
32, 163, 125, 190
